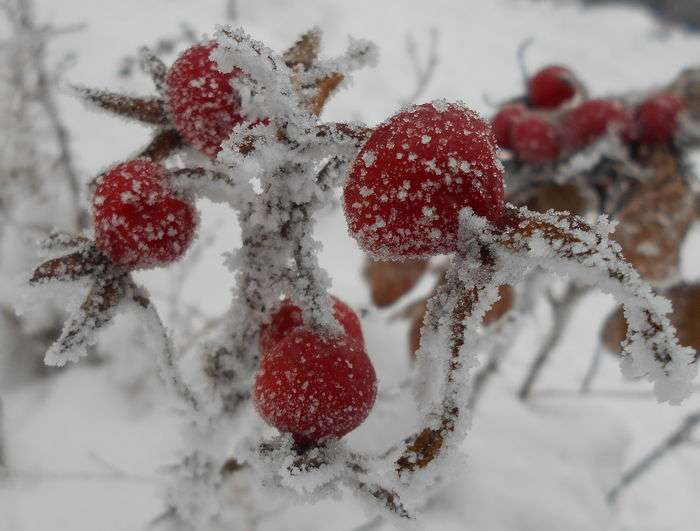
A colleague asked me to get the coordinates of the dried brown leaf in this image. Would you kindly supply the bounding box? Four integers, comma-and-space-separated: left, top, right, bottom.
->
283, 29, 321, 70
365, 258, 429, 308
612, 172, 694, 283
518, 183, 588, 216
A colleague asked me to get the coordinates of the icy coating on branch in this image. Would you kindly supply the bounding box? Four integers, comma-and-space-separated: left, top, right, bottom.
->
466, 205, 697, 404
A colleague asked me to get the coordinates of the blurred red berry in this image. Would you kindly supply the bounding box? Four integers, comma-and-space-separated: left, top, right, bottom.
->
254, 329, 377, 445
166, 42, 245, 158
491, 104, 527, 149
343, 101, 504, 259
561, 99, 633, 150
635, 92, 684, 144
528, 66, 578, 109
260, 296, 364, 353
511, 114, 560, 165
93, 159, 196, 269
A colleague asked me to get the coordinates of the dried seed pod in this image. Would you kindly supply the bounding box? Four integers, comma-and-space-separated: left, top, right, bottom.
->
409, 284, 513, 357
612, 171, 695, 284
602, 282, 700, 357
364, 258, 430, 308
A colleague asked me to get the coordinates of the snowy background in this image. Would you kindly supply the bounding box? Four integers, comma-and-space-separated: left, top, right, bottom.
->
1, 0, 700, 530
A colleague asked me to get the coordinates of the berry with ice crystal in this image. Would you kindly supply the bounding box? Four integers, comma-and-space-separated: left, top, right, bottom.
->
344, 100, 503, 258
93, 159, 196, 268
254, 329, 377, 445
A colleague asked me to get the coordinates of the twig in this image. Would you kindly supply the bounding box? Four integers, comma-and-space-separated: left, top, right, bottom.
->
18, 0, 86, 230
518, 282, 588, 400
608, 410, 700, 504
0, 398, 5, 468
517, 37, 534, 92
467, 347, 500, 410
580, 345, 604, 393
399, 27, 439, 107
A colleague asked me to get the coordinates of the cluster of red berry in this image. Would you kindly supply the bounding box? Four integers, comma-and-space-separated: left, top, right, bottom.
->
491, 65, 685, 165
254, 297, 376, 446
92, 42, 254, 269
83, 41, 510, 448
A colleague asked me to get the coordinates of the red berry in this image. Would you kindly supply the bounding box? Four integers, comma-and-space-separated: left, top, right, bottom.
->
343, 101, 504, 259
635, 92, 684, 144
253, 329, 377, 445
528, 66, 578, 109
93, 159, 196, 268
166, 42, 245, 158
491, 104, 527, 149
260, 296, 364, 353
561, 99, 633, 150
511, 114, 560, 165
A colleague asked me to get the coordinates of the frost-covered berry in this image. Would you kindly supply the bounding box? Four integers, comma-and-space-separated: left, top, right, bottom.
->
259, 296, 364, 353
491, 104, 526, 149
253, 329, 377, 445
93, 159, 196, 268
165, 42, 245, 158
511, 114, 560, 164
635, 92, 684, 144
343, 101, 504, 259
561, 99, 633, 150
528, 65, 578, 109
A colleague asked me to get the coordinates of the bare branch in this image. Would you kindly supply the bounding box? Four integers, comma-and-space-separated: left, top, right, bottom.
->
400, 27, 439, 107
139, 47, 168, 94
138, 128, 183, 162
608, 410, 700, 504
518, 282, 588, 400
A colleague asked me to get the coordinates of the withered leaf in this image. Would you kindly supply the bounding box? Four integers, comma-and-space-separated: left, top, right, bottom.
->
365, 258, 429, 308
282, 28, 321, 70
612, 173, 695, 283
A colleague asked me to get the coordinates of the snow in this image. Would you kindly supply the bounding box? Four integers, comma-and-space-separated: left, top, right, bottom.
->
2, 0, 700, 530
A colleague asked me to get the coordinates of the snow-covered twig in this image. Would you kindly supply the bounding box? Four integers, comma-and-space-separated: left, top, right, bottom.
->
479, 205, 697, 404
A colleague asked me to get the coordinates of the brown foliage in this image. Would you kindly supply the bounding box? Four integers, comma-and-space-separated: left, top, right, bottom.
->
602, 282, 700, 356
519, 183, 588, 217
364, 258, 429, 308
611, 166, 695, 284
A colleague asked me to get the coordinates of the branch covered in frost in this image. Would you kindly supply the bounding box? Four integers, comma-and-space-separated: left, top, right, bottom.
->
472, 204, 697, 404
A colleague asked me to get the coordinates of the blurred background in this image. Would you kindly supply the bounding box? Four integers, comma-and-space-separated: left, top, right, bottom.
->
1, 0, 699, 530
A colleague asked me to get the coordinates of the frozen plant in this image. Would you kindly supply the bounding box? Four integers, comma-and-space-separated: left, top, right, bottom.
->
26, 26, 698, 529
